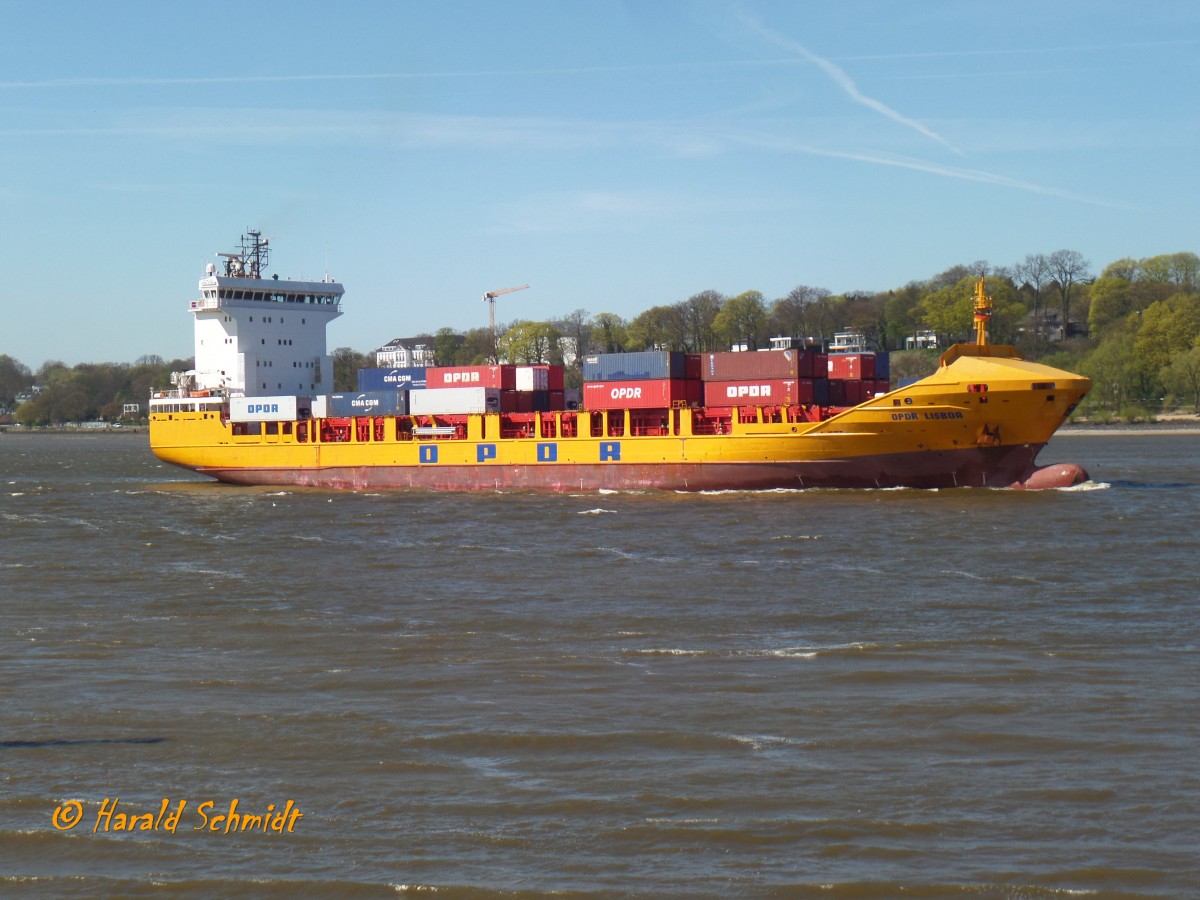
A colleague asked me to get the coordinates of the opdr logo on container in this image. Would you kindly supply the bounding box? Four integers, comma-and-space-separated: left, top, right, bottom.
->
248, 403, 279, 414
446, 372, 481, 384
609, 387, 641, 399
724, 385, 771, 399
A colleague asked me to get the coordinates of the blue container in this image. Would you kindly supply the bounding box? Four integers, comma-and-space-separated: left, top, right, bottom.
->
582, 351, 686, 382
329, 390, 408, 416
812, 378, 830, 406
874, 352, 891, 380
357, 367, 427, 391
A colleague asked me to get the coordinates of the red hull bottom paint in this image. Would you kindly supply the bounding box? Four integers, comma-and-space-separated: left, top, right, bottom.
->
1011, 462, 1090, 490
198, 444, 1086, 492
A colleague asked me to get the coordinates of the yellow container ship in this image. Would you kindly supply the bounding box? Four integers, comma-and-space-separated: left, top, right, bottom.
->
150, 233, 1092, 491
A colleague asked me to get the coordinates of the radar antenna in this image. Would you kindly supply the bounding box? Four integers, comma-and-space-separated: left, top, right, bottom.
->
217, 229, 270, 279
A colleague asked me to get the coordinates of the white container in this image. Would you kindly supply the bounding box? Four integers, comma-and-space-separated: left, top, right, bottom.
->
515, 366, 549, 392
409, 386, 501, 415
230, 395, 299, 422
310, 395, 329, 418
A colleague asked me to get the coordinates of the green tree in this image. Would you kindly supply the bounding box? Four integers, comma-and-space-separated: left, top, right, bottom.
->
712, 290, 769, 349
457, 327, 496, 365
497, 320, 563, 364
332, 347, 372, 391
1087, 276, 1135, 337
888, 349, 940, 381
626, 305, 678, 351
1160, 340, 1200, 411
0, 354, 33, 406
881, 283, 923, 350
1101, 257, 1139, 281
590, 312, 628, 353
1130, 293, 1200, 396
918, 276, 1025, 344
433, 327, 464, 366
1081, 325, 1138, 411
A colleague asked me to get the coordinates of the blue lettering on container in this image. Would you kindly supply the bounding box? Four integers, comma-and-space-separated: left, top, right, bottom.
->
419, 445, 438, 464
537, 443, 557, 462
600, 441, 621, 461
477, 443, 497, 462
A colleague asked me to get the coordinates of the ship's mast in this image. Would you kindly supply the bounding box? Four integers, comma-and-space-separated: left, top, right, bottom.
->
973, 276, 991, 346
217, 229, 270, 279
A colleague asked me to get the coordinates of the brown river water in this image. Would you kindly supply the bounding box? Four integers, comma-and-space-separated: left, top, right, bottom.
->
1, 431, 1197, 897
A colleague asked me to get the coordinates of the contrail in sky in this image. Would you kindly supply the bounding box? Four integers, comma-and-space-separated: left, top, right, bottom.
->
738, 14, 965, 157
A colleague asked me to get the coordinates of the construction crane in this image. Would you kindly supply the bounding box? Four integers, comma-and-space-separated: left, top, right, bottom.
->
483, 284, 530, 336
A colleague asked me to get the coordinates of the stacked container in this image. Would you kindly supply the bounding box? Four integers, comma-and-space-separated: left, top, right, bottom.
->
583, 379, 701, 410
582, 351, 695, 382
409, 386, 501, 416
825, 352, 890, 406
426, 366, 516, 390
328, 390, 408, 416
701, 349, 826, 380
357, 367, 427, 391
699, 349, 828, 408
582, 351, 701, 410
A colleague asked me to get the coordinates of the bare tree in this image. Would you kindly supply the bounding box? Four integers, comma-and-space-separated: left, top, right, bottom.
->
556, 308, 592, 367
771, 285, 831, 341
676, 290, 723, 351
1014, 253, 1051, 348
1047, 249, 1091, 331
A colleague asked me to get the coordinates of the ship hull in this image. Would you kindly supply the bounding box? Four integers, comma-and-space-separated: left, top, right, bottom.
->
197, 443, 1045, 492
151, 350, 1092, 493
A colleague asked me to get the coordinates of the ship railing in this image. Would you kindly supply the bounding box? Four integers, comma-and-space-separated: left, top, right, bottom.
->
413, 425, 458, 437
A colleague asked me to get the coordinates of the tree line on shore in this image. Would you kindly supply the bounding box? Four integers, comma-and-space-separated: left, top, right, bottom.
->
5, 248, 1200, 426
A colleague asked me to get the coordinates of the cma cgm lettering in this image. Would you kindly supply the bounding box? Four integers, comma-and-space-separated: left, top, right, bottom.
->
582, 379, 700, 410
357, 367, 427, 391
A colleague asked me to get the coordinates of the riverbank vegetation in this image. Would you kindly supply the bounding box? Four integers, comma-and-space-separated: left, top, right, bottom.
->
4, 249, 1199, 426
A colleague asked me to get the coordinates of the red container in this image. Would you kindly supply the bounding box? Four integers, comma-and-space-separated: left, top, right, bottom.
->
827, 380, 846, 406
701, 349, 823, 381
427, 365, 516, 390
501, 390, 532, 413
828, 353, 876, 380
863, 380, 883, 398
549, 389, 566, 409
583, 379, 700, 410
702, 378, 817, 407
539, 365, 565, 391
843, 379, 864, 405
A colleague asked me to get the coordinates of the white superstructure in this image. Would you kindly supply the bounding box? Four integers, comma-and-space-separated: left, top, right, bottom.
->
184, 231, 343, 397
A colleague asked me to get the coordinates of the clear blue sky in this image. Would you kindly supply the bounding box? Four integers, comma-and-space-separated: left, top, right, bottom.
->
2, 0, 1196, 368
